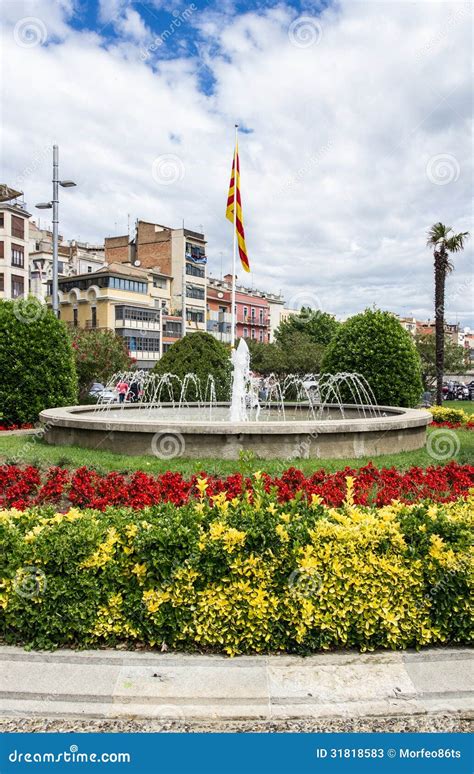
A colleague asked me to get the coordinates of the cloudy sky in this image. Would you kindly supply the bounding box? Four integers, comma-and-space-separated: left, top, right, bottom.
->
1, 0, 472, 325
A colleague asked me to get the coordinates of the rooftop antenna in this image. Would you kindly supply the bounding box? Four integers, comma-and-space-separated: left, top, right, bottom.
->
219, 251, 223, 280
127, 213, 130, 238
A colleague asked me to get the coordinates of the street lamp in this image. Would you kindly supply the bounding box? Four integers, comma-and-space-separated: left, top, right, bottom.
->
35, 145, 76, 316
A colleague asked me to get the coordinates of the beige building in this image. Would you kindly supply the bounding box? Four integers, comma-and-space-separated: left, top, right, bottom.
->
105, 221, 207, 335
0, 186, 30, 301
53, 262, 180, 368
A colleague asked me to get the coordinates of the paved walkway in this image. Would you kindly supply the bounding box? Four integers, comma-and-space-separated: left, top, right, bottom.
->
0, 647, 472, 722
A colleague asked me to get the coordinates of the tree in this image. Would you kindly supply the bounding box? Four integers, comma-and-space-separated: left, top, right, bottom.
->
275, 308, 340, 347
70, 329, 133, 400
415, 333, 467, 391
426, 223, 469, 405
0, 299, 77, 425
245, 333, 324, 376
321, 309, 423, 407
153, 331, 231, 401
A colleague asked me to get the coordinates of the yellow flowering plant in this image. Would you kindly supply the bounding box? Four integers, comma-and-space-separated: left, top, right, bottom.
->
0, 492, 471, 653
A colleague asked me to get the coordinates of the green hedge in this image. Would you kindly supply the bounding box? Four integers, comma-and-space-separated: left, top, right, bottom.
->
321, 309, 423, 407
0, 299, 77, 424
0, 486, 471, 654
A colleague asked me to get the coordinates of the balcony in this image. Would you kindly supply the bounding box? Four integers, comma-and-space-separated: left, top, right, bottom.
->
115, 317, 160, 331
239, 316, 269, 327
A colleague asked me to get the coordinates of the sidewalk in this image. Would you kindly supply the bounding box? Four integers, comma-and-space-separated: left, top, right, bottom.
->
0, 647, 472, 724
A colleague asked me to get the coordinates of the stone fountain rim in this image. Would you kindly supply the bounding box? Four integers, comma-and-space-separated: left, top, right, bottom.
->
40, 404, 432, 436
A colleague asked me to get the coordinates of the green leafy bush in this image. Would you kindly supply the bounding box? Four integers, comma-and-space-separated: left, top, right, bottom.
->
321, 309, 423, 407
275, 308, 340, 347
1, 486, 471, 653
70, 329, 133, 400
153, 332, 231, 401
0, 299, 77, 425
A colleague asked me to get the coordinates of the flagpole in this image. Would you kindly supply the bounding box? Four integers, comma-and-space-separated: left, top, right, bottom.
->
231, 124, 238, 349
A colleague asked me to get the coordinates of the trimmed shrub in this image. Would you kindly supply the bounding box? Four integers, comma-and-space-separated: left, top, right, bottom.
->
321, 309, 423, 407
0, 484, 471, 652
0, 299, 77, 425
153, 332, 231, 401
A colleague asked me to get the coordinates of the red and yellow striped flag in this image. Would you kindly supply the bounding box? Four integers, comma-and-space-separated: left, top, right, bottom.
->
226, 142, 250, 273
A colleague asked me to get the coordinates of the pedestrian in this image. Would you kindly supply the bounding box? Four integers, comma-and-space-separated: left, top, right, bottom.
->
116, 379, 129, 403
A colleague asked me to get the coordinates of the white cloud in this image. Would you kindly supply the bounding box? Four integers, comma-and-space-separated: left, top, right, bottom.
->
1, 0, 472, 324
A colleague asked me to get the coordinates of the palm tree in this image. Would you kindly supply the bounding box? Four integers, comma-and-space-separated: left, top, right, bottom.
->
426, 223, 469, 405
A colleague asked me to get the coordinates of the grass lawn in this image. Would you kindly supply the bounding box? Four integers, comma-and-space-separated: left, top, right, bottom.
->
0, 425, 472, 476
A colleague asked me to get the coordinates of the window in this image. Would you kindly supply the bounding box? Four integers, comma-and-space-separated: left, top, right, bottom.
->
185, 243, 206, 263
123, 335, 160, 353
11, 275, 24, 299
163, 320, 181, 337
243, 327, 248, 338
259, 329, 263, 342
186, 309, 204, 323
0, 213, 4, 227
11, 216, 24, 239
259, 309, 264, 324
91, 307, 97, 328
0, 273, 4, 291
251, 328, 256, 339
11, 244, 24, 267
87, 266, 92, 273
57, 261, 64, 274
153, 276, 167, 288
115, 306, 160, 323
185, 263, 205, 278
73, 308, 78, 327
186, 283, 205, 300
243, 307, 248, 319
59, 276, 147, 294
251, 307, 255, 321
0, 241, 3, 259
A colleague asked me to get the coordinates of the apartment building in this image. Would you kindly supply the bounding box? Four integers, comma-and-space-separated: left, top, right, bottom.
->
0, 186, 30, 301
29, 221, 106, 299
51, 262, 179, 368
206, 274, 285, 344
398, 316, 464, 346
105, 221, 207, 335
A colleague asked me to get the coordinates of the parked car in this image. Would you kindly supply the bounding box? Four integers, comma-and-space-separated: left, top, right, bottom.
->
88, 382, 118, 403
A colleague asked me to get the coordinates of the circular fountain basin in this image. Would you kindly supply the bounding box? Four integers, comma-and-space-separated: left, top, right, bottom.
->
40, 403, 432, 460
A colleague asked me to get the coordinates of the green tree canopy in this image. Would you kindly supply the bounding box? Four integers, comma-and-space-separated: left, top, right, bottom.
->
415, 333, 467, 390
275, 308, 340, 347
245, 333, 323, 376
70, 329, 133, 399
153, 331, 231, 401
321, 309, 423, 407
0, 298, 77, 425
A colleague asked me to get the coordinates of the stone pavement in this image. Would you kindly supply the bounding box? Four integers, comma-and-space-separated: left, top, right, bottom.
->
0, 647, 472, 722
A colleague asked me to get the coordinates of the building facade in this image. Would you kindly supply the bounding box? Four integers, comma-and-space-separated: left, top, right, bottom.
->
105, 221, 207, 336
206, 274, 285, 344
0, 186, 30, 301
29, 221, 106, 299
50, 262, 178, 368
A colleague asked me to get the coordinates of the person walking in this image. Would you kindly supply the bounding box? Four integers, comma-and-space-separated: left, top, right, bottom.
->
116, 379, 129, 403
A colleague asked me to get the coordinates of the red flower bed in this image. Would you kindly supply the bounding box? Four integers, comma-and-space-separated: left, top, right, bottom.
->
0, 461, 473, 511
0, 423, 34, 432
431, 420, 474, 430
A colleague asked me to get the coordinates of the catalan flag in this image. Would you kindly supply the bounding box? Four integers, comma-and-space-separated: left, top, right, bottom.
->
226, 142, 250, 273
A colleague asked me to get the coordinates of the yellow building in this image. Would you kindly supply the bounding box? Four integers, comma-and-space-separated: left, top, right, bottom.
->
52, 262, 180, 368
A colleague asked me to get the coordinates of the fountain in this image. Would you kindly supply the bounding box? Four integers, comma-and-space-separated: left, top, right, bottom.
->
40, 340, 431, 459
